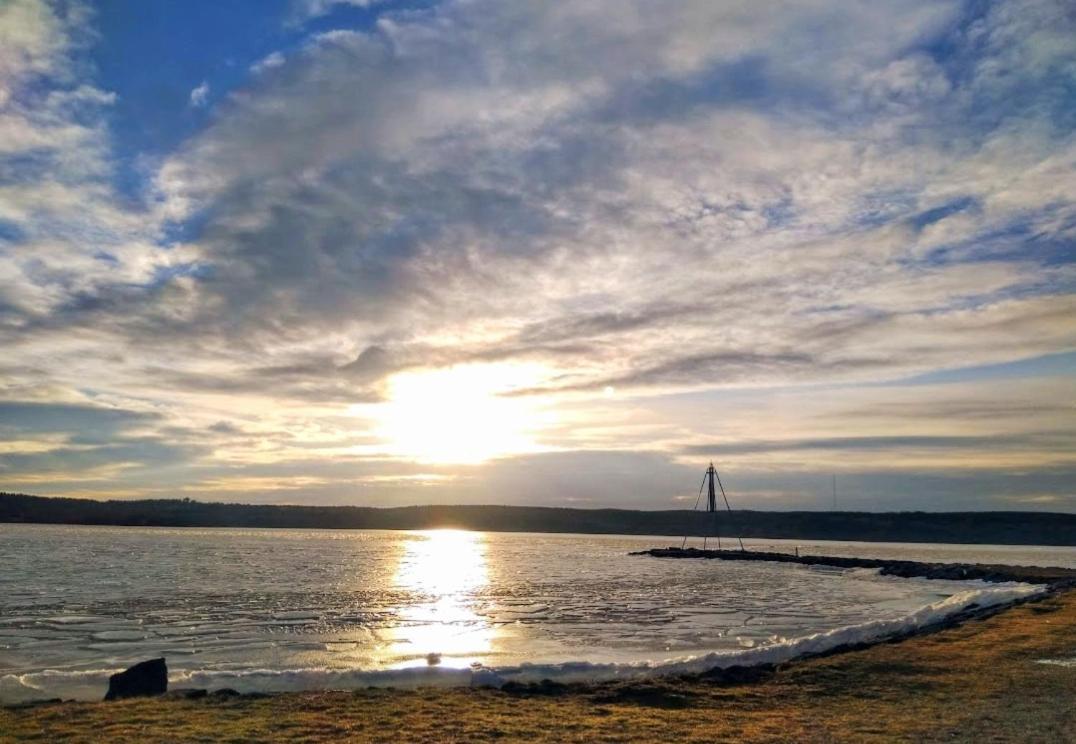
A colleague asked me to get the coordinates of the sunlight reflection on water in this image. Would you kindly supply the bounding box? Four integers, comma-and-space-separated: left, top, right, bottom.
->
382, 530, 495, 668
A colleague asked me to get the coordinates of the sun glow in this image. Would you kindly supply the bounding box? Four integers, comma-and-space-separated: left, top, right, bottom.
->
376, 363, 551, 464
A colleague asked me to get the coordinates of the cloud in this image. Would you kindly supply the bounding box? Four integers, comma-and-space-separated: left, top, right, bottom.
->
147, 1, 1073, 384
188, 80, 209, 107
0, 400, 208, 489
288, 0, 381, 23
680, 433, 1074, 459
250, 51, 285, 74
0, 400, 158, 435
1, 0, 1073, 508
0, 0, 193, 333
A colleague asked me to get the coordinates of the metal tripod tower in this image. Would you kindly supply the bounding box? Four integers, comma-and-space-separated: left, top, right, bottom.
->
683, 462, 745, 551
705, 462, 718, 513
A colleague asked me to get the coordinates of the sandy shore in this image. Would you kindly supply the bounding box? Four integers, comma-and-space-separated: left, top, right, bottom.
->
3, 589, 1074, 743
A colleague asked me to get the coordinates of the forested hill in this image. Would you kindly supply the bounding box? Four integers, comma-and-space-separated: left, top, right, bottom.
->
1, 492, 1074, 546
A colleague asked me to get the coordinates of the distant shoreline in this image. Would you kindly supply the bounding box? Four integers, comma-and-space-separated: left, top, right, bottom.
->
3, 492, 1075, 546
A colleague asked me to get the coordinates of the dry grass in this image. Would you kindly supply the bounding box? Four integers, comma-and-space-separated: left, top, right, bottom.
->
3, 591, 1074, 743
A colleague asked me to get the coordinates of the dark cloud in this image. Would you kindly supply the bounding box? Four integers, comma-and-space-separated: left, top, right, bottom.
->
207, 421, 244, 435
680, 433, 1074, 457
0, 401, 158, 436
509, 350, 817, 395
839, 399, 1058, 421
0, 400, 208, 482
341, 345, 394, 381
143, 367, 383, 403
515, 304, 698, 345
0, 438, 206, 476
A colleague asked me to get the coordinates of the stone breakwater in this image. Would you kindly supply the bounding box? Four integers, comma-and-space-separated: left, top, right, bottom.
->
631, 547, 1076, 590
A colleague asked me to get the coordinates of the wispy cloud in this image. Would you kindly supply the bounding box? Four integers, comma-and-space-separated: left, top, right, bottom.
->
188, 80, 209, 107
0, 0, 1073, 509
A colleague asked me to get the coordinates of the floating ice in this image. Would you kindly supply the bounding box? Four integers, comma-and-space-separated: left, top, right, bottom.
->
3, 581, 1038, 702
0, 525, 1062, 703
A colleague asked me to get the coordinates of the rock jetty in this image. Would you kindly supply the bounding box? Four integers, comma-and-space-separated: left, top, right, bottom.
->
632, 547, 1076, 589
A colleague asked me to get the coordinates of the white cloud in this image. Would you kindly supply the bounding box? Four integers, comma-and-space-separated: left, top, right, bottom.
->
290, 0, 380, 22
188, 80, 210, 107
250, 51, 285, 74
0, 1, 186, 322
137, 2, 1076, 397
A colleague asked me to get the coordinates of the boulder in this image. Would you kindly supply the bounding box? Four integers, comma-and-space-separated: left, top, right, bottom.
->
104, 658, 168, 701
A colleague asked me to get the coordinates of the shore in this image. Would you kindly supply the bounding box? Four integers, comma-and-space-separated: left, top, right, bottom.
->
3, 586, 1073, 743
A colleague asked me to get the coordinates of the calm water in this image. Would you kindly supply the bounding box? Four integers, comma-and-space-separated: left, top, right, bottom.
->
1, 525, 1070, 702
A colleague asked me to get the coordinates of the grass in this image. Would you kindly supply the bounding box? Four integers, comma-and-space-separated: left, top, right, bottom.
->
2, 590, 1074, 743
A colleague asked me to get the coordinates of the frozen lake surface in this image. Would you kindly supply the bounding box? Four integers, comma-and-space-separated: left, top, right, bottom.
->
1, 525, 1066, 701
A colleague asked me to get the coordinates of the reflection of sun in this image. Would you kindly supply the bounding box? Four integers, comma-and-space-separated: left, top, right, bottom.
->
376, 363, 550, 464
396, 529, 488, 596
383, 530, 495, 667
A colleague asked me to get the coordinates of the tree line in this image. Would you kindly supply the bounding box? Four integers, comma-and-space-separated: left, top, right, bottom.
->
2, 492, 1074, 545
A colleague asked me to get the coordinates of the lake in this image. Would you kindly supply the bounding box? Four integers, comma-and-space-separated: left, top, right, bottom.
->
1, 524, 1069, 702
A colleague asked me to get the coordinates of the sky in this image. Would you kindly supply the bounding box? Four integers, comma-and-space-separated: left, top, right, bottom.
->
0, 0, 1073, 512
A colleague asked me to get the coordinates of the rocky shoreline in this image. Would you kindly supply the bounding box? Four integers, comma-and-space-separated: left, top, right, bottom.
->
631, 547, 1076, 589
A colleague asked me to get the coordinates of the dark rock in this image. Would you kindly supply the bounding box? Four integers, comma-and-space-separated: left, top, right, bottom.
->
699, 663, 776, 685
104, 658, 168, 701
211, 688, 242, 698
4, 698, 62, 710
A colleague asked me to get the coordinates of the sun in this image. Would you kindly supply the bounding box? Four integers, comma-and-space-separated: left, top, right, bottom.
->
375, 362, 551, 464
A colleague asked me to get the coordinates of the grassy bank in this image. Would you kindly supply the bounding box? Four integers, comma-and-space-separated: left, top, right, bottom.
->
3, 590, 1074, 743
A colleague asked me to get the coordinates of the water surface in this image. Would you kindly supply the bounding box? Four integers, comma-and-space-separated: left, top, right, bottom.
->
1, 525, 1065, 701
